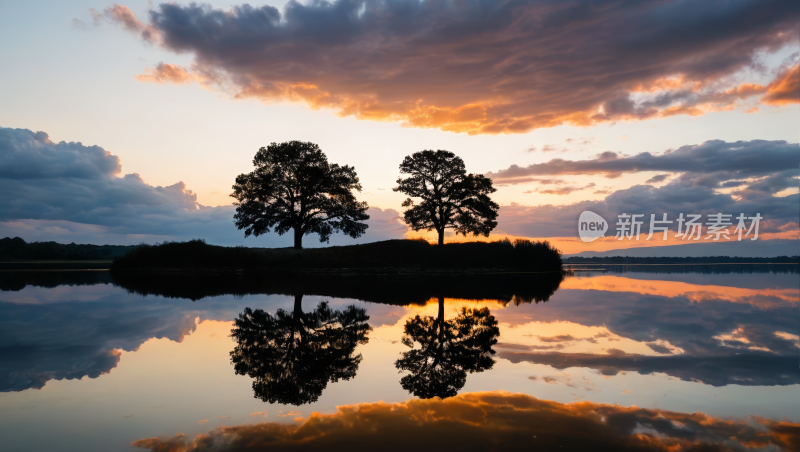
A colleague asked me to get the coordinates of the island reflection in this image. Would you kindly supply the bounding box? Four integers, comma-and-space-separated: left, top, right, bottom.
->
230, 294, 371, 405
108, 271, 566, 305
0, 271, 564, 393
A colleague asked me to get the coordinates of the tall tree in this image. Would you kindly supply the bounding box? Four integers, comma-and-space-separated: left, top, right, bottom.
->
231, 141, 369, 249
394, 150, 498, 245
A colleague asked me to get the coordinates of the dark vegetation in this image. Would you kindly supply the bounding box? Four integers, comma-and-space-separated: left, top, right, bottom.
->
564, 256, 799, 264
0, 237, 134, 261
110, 238, 563, 273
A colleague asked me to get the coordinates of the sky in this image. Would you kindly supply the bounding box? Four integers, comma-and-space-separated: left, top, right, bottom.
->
0, 0, 798, 255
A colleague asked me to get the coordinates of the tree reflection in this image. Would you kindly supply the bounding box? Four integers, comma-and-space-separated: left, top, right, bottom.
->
395, 297, 499, 399
230, 294, 371, 405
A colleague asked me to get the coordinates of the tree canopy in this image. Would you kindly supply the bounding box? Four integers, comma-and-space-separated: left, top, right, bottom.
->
394, 150, 498, 245
231, 141, 369, 249
395, 297, 499, 399
230, 296, 371, 405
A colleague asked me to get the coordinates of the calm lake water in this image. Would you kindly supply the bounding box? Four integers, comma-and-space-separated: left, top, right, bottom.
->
1, 265, 798, 451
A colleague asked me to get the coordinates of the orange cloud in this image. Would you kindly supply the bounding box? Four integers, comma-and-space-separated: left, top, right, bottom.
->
108, 2, 800, 135
763, 63, 800, 105
104, 5, 157, 42
659, 105, 705, 117
630, 76, 689, 93
131, 391, 799, 451
561, 275, 799, 306
135, 63, 195, 84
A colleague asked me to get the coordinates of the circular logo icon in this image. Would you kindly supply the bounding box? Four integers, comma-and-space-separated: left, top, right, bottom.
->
578, 211, 608, 242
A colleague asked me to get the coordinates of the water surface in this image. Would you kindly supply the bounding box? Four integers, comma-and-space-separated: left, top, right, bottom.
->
0, 265, 798, 451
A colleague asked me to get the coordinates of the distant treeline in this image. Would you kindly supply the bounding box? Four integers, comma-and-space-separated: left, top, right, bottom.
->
581, 263, 798, 275
563, 256, 799, 264
0, 237, 136, 261
111, 238, 563, 273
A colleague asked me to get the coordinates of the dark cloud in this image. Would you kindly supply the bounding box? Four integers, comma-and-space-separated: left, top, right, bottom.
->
535, 179, 567, 185
645, 342, 673, 354
645, 174, 670, 184
107, 1, 800, 135
498, 184, 797, 238
535, 182, 596, 196
720, 180, 746, 188
502, 351, 799, 386
494, 143, 799, 238
507, 334, 599, 346
0, 128, 120, 180
130, 392, 800, 452
513, 178, 567, 188
0, 127, 406, 245
538, 334, 577, 343
496, 342, 563, 350
488, 139, 799, 182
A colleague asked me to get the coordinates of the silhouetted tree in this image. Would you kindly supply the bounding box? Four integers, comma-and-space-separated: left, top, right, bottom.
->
395, 297, 499, 398
231, 141, 369, 249
230, 295, 371, 405
394, 150, 498, 245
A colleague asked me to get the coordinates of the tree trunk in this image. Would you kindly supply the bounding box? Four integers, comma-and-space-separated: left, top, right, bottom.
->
293, 293, 303, 317
437, 297, 445, 345
437, 229, 445, 246
294, 228, 303, 249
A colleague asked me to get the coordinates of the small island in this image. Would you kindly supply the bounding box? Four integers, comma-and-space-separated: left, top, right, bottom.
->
109, 143, 565, 275
109, 237, 564, 275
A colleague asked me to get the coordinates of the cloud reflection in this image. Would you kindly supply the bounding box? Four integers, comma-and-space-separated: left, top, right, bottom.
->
131, 391, 800, 451
0, 293, 198, 392
503, 350, 800, 386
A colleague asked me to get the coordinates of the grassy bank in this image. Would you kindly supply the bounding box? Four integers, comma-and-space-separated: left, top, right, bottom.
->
110, 238, 563, 273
